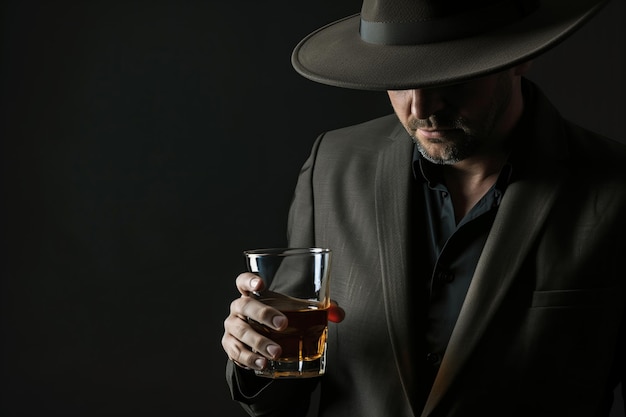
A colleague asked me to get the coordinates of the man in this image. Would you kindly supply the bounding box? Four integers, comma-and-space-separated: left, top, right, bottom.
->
222, 0, 626, 415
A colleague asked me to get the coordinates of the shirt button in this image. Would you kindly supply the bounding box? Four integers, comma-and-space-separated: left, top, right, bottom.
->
436, 269, 455, 283
426, 353, 440, 365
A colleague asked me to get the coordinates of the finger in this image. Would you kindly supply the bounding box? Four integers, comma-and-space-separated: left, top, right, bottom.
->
221, 331, 267, 371
230, 296, 287, 331
235, 272, 265, 296
328, 301, 346, 323
223, 315, 283, 364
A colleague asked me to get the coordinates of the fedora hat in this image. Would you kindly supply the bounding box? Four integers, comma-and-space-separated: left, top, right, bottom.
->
291, 0, 609, 90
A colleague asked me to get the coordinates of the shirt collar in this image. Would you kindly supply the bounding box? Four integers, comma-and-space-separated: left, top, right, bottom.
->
412, 144, 513, 193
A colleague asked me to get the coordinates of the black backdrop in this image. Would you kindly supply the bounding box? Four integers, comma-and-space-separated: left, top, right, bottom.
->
1, 1, 624, 416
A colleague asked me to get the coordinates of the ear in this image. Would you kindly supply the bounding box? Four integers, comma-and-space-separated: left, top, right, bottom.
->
513, 60, 533, 76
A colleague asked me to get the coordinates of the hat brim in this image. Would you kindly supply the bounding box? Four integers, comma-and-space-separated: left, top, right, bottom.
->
291, 0, 608, 90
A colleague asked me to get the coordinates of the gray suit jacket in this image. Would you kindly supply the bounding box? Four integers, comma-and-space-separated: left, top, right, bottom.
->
227, 82, 626, 416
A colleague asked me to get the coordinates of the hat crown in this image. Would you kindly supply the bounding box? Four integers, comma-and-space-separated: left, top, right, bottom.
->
359, 0, 540, 44
363, 0, 496, 21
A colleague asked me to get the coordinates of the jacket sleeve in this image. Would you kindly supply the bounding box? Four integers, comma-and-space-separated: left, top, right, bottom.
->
225, 360, 318, 417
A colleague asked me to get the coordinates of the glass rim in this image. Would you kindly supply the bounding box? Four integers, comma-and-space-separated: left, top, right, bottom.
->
243, 247, 331, 257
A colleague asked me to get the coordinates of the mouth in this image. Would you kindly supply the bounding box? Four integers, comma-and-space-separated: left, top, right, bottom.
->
416, 127, 459, 140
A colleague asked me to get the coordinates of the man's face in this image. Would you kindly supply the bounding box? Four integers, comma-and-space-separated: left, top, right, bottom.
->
387, 67, 525, 165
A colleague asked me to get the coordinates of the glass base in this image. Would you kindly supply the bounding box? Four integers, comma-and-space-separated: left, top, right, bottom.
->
254, 354, 326, 379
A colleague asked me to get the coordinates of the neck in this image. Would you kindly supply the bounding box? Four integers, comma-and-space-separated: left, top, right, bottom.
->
444, 79, 524, 222
443, 152, 509, 224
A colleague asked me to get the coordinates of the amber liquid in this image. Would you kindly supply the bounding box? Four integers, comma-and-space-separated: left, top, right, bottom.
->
249, 296, 328, 363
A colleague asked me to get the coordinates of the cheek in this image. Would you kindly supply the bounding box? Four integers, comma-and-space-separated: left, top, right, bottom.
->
454, 95, 496, 127
387, 92, 410, 120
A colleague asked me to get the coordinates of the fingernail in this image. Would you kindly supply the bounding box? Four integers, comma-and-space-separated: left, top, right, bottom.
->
272, 316, 286, 329
251, 278, 261, 289
266, 344, 281, 358
254, 358, 265, 370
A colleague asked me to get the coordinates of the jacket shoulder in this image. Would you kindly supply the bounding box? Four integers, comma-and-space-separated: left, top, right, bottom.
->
564, 121, 626, 163
318, 113, 405, 152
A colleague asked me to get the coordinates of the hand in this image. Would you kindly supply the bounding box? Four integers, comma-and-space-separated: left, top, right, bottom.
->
222, 272, 346, 371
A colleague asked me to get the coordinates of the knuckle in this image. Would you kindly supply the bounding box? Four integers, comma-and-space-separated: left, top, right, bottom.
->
230, 296, 244, 312
236, 323, 272, 353
223, 335, 266, 370
233, 346, 251, 362
230, 317, 249, 339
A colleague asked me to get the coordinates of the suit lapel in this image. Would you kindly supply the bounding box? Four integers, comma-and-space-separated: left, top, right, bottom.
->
374, 127, 421, 415
421, 163, 567, 416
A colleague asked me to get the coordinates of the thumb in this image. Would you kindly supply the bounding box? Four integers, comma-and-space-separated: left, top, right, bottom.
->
328, 301, 345, 323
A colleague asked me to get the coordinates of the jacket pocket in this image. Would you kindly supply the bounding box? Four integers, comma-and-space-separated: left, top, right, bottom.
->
531, 287, 620, 308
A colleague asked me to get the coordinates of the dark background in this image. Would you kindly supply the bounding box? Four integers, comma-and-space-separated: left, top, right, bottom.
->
1, 1, 624, 416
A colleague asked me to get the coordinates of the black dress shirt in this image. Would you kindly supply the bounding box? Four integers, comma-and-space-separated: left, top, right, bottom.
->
412, 146, 513, 371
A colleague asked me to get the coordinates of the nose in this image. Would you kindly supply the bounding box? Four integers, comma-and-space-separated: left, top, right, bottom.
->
409, 88, 444, 120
